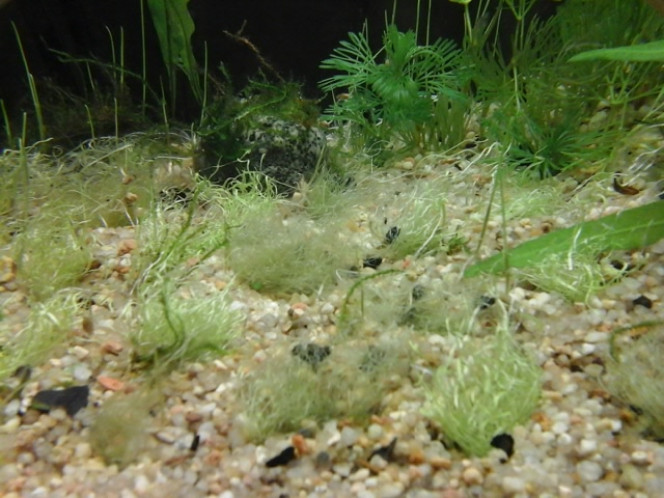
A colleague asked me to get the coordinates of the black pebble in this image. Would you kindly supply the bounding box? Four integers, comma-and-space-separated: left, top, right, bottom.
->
384, 226, 400, 245
31, 385, 90, 417
490, 433, 514, 459
363, 256, 383, 269
411, 285, 425, 300
266, 446, 297, 467
479, 295, 496, 310
369, 437, 397, 462
190, 434, 200, 452
292, 343, 331, 370
633, 295, 653, 309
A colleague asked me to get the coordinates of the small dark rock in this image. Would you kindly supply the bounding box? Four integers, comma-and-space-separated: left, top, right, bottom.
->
363, 256, 383, 269
31, 385, 90, 417
411, 284, 425, 300
292, 343, 331, 370
384, 226, 401, 245
479, 295, 496, 310
490, 433, 514, 459
633, 295, 653, 309
370, 437, 397, 462
190, 434, 200, 452
266, 446, 297, 467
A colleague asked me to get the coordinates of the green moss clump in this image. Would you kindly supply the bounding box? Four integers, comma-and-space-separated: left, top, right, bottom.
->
89, 389, 162, 467
12, 222, 92, 302
605, 322, 664, 439
132, 285, 241, 367
240, 338, 410, 441
0, 291, 80, 381
227, 202, 359, 294
422, 329, 540, 456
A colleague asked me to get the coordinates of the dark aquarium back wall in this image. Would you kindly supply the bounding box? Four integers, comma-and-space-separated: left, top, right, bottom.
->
0, 0, 472, 123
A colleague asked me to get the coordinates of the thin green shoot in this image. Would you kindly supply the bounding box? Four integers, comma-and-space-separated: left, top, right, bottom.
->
84, 104, 96, 139
12, 22, 46, 142
1, 99, 13, 145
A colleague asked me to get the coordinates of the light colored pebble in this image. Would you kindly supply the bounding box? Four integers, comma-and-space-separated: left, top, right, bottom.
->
377, 482, 405, 498
462, 466, 483, 486
577, 439, 597, 457
576, 460, 603, 482
631, 450, 652, 466
367, 424, 384, 440
502, 476, 526, 494
340, 426, 359, 447
72, 364, 92, 382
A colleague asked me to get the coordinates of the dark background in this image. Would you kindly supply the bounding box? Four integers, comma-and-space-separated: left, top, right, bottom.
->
0, 0, 469, 124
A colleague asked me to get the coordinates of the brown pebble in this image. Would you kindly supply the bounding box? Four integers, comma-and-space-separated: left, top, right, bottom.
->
429, 456, 452, 470
81, 315, 94, 334
532, 412, 552, 431
97, 376, 125, 392
186, 411, 204, 424
408, 447, 426, 465
114, 265, 131, 275
101, 341, 123, 355
123, 192, 139, 205
292, 433, 310, 456
117, 239, 137, 256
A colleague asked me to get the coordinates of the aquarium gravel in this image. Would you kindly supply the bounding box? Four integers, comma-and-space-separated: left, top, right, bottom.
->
1, 138, 664, 498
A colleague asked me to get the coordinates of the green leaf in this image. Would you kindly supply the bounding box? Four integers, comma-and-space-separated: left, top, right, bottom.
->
147, 0, 202, 102
569, 40, 664, 62
465, 201, 664, 277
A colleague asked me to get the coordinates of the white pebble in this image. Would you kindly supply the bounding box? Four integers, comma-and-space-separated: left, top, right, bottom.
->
72, 364, 92, 382
502, 476, 526, 494
340, 426, 359, 447
631, 450, 651, 465
367, 424, 384, 440
584, 332, 606, 343
576, 460, 603, 482
377, 482, 405, 498
552, 421, 569, 435
70, 346, 89, 360
577, 439, 597, 457
134, 474, 150, 494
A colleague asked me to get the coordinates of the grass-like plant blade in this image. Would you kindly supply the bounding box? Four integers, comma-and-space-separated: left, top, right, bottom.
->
465, 201, 664, 277
569, 40, 664, 62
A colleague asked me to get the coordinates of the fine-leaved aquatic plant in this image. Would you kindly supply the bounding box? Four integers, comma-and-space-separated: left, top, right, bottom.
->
240, 336, 411, 441
605, 321, 664, 439
319, 23, 468, 157
0, 291, 81, 381
422, 325, 540, 456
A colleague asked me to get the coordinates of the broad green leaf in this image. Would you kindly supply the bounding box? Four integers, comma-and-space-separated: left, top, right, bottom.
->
465, 201, 664, 277
147, 0, 202, 102
569, 40, 664, 62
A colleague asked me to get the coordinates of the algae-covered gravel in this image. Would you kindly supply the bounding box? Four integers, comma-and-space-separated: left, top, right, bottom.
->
1, 133, 664, 497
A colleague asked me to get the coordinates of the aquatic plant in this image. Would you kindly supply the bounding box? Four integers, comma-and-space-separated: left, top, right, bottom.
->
132, 283, 241, 367
240, 337, 410, 441
605, 322, 664, 439
0, 291, 81, 381
422, 325, 540, 456
319, 22, 468, 157
465, 201, 664, 277
89, 388, 162, 466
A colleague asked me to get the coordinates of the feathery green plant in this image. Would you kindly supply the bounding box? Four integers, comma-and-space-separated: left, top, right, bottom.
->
320, 23, 467, 155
